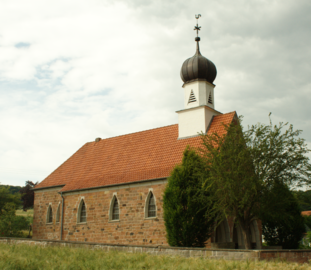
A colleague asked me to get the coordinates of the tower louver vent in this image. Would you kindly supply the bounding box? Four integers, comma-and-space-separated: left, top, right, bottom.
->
188, 90, 197, 103
208, 92, 213, 104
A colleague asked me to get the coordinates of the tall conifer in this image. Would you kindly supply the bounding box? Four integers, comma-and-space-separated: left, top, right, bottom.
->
163, 146, 214, 247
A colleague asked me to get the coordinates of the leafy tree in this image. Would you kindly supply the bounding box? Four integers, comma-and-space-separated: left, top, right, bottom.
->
304, 215, 311, 229
200, 117, 261, 249
200, 115, 311, 249
163, 147, 214, 247
0, 203, 30, 237
0, 185, 21, 195
293, 190, 311, 211
262, 181, 305, 249
0, 186, 21, 215
19, 181, 37, 211
246, 116, 311, 189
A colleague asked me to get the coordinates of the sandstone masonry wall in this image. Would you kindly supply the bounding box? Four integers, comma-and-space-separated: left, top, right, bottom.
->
33, 181, 167, 245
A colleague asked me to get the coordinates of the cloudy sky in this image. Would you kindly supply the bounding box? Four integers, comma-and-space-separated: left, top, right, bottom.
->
1, 0, 310, 187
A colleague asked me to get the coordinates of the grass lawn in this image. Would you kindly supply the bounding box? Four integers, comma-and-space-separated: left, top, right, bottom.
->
0, 243, 310, 270
16, 209, 34, 219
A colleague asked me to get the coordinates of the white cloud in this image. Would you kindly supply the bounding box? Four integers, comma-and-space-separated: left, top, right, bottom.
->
0, 0, 310, 186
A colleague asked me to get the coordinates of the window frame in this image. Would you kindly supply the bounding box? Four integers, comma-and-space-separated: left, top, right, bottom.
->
56, 203, 61, 223
144, 190, 157, 219
77, 199, 87, 224
46, 204, 53, 224
109, 194, 120, 222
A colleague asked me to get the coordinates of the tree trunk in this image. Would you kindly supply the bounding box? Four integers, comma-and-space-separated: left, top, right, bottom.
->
239, 219, 252, 250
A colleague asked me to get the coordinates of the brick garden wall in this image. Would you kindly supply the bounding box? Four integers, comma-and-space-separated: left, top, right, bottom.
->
1, 238, 311, 263
33, 180, 168, 246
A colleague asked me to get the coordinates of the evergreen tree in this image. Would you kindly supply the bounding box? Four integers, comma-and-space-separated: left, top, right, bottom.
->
163, 147, 214, 247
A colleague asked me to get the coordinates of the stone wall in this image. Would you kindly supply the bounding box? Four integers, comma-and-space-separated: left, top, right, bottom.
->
32, 187, 61, 240
1, 238, 311, 263
33, 180, 168, 245
33, 179, 263, 249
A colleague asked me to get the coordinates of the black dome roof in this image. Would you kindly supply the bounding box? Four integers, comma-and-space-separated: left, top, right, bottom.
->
180, 39, 217, 84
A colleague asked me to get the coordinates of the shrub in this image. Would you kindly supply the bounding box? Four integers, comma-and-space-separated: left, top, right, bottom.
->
0, 203, 30, 237
163, 147, 214, 247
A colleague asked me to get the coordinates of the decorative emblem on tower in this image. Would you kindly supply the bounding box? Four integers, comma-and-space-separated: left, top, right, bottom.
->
194, 14, 201, 39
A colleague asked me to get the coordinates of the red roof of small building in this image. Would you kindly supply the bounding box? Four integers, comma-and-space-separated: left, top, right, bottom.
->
34, 111, 236, 192
301, 211, 311, 216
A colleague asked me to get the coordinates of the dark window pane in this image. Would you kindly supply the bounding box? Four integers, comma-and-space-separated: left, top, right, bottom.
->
80, 201, 86, 223
56, 206, 60, 223
112, 198, 119, 220
48, 206, 53, 223
148, 193, 156, 217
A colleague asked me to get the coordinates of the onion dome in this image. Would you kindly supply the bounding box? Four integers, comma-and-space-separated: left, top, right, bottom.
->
180, 37, 217, 84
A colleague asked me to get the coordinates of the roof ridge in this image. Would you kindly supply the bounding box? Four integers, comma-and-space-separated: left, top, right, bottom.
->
89, 123, 178, 143
215, 111, 236, 116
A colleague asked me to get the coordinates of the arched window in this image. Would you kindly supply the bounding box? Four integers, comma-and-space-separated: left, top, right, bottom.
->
145, 191, 156, 218
78, 200, 87, 223
56, 203, 60, 223
46, 205, 53, 223
110, 195, 120, 221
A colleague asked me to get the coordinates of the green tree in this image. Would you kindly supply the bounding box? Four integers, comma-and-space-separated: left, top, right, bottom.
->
245, 116, 311, 189
20, 181, 37, 211
0, 186, 21, 215
163, 147, 214, 247
200, 115, 311, 249
293, 190, 311, 211
0, 203, 30, 237
0, 185, 21, 195
261, 181, 305, 249
304, 215, 311, 229
200, 118, 261, 249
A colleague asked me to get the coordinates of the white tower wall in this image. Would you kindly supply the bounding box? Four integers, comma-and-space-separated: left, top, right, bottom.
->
183, 80, 215, 109
177, 80, 221, 139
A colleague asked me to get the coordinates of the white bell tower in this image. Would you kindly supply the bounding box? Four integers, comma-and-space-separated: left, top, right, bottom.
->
176, 15, 221, 139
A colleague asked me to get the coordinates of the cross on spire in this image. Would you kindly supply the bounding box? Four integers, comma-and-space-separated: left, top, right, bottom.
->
194, 14, 201, 37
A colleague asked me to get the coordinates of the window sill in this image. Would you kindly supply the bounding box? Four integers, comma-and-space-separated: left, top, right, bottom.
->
77, 222, 87, 225
46, 222, 53, 225
144, 217, 157, 220
108, 219, 120, 223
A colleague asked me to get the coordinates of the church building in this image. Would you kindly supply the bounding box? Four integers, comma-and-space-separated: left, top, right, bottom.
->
32, 19, 262, 249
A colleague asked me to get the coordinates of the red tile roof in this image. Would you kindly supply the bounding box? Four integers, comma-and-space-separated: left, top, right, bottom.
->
35, 112, 236, 192
302, 211, 311, 216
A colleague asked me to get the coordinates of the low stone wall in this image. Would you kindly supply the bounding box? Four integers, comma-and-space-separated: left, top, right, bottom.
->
0, 237, 310, 263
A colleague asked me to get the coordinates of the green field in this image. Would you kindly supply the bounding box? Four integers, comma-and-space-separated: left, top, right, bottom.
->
0, 243, 310, 270
15, 209, 34, 218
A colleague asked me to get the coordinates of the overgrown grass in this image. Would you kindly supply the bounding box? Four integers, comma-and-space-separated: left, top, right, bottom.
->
0, 243, 310, 270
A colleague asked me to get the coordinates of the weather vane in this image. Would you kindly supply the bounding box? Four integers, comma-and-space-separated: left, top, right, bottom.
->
194, 14, 201, 37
